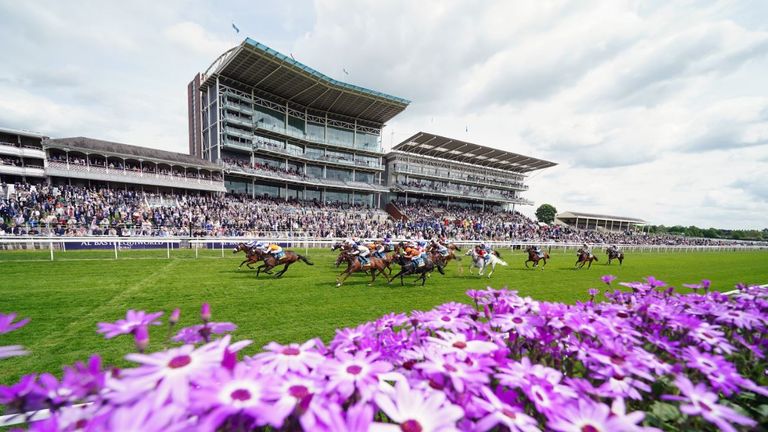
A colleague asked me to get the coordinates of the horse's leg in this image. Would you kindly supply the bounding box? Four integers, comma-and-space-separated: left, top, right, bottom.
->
525, 259, 530, 269
487, 264, 494, 278
275, 263, 290, 278
336, 269, 353, 287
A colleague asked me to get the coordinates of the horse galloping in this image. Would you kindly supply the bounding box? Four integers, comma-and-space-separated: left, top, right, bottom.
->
335, 249, 390, 287
575, 249, 598, 269
524, 246, 550, 269
466, 249, 508, 278
388, 253, 444, 286
257, 249, 314, 278
233, 243, 267, 271
606, 248, 624, 265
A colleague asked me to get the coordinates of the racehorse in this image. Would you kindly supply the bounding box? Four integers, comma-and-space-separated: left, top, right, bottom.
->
331, 242, 346, 268
388, 252, 444, 286
255, 248, 314, 278
606, 248, 624, 265
466, 249, 508, 278
332, 242, 395, 275
335, 249, 390, 287
427, 243, 463, 273
524, 246, 550, 269
232, 242, 267, 271
575, 248, 598, 269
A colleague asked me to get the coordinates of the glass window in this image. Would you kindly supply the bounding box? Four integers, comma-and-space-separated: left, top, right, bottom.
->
305, 188, 322, 201
225, 179, 249, 195
254, 155, 282, 170
355, 131, 380, 151
305, 146, 323, 158
287, 115, 305, 135
254, 183, 280, 198
353, 193, 372, 206
327, 125, 354, 147
254, 106, 284, 129
326, 167, 352, 181
307, 122, 324, 140
325, 190, 349, 203
286, 143, 304, 156
306, 164, 323, 178
355, 171, 374, 183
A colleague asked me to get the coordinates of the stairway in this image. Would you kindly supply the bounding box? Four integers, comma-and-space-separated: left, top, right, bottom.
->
385, 201, 408, 222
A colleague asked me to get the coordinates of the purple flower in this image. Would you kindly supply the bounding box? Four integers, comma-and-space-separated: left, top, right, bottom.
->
319, 350, 393, 400
664, 375, 756, 432
548, 399, 645, 432
0, 345, 29, 359
97, 310, 163, 339
303, 402, 374, 432
200, 303, 211, 322
600, 275, 616, 285
250, 339, 325, 375
0, 313, 29, 334
169, 308, 181, 325
191, 362, 277, 429
87, 400, 189, 432
426, 331, 499, 360
122, 337, 229, 407
588, 288, 600, 298
134, 325, 149, 353
372, 379, 464, 431
474, 385, 540, 432
172, 322, 237, 344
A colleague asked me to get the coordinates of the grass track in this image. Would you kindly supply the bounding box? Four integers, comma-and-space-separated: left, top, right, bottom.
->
1, 248, 766, 384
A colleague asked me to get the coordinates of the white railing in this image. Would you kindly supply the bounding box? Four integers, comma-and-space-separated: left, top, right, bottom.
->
0, 237, 765, 261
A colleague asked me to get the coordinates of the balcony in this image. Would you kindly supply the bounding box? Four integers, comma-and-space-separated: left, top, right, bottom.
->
0, 142, 46, 159
393, 182, 532, 205
253, 142, 384, 171
45, 161, 226, 192
0, 164, 45, 177
391, 166, 528, 191
223, 163, 388, 192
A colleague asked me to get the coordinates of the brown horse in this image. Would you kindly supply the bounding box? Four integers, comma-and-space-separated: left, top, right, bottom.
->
575, 248, 598, 269
256, 248, 314, 278
233, 243, 268, 271
335, 249, 390, 287
427, 243, 462, 271
388, 252, 444, 286
524, 246, 550, 269
606, 248, 624, 265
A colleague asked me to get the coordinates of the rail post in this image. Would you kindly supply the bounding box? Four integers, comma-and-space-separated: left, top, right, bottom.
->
49, 238, 54, 261
166, 241, 170, 259
113, 239, 118, 260
194, 241, 199, 259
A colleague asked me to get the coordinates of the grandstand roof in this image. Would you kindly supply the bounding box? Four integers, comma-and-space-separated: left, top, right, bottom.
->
392, 132, 557, 172
44, 137, 222, 169
201, 38, 410, 124
557, 211, 646, 224
0, 126, 45, 139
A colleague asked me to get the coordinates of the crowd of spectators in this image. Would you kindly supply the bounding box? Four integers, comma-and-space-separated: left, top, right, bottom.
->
0, 182, 762, 246
47, 155, 222, 181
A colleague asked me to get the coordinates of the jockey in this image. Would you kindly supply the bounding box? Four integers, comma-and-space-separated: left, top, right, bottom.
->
370, 240, 387, 259
533, 245, 544, 258
266, 243, 285, 260
475, 245, 488, 261
431, 238, 449, 257
479, 243, 492, 261
609, 244, 620, 254
352, 243, 371, 266
581, 243, 593, 258
245, 240, 261, 250
405, 242, 425, 267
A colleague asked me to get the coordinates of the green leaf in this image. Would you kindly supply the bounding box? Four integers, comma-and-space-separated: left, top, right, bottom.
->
650, 401, 682, 422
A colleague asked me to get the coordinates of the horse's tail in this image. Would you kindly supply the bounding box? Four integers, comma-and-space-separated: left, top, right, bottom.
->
498, 258, 509, 266
494, 250, 502, 259
593, 255, 598, 262
436, 263, 445, 275
299, 254, 314, 265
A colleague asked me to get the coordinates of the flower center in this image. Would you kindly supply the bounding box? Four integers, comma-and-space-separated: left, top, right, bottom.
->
512, 317, 523, 324
168, 355, 191, 369
581, 425, 599, 432
501, 408, 517, 419
452, 341, 467, 349
282, 347, 300, 356
445, 363, 457, 372
440, 316, 451, 322
610, 355, 625, 366
289, 385, 309, 399
699, 400, 713, 412
230, 389, 251, 401
346, 365, 363, 375
401, 419, 423, 432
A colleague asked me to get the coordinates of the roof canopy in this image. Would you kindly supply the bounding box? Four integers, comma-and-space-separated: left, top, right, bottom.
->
392, 132, 557, 173
557, 211, 646, 224
0, 126, 45, 139
201, 38, 410, 125
44, 137, 221, 169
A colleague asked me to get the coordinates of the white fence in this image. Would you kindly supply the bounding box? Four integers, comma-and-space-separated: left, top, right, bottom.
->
0, 236, 766, 261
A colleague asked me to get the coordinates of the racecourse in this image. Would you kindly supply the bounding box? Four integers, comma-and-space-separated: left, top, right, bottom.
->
1, 248, 766, 384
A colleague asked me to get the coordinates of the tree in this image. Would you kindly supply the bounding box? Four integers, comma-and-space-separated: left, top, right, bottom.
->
535, 204, 557, 224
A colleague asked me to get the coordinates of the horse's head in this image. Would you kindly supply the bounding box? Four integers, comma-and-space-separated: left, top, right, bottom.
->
331, 242, 342, 251
233, 243, 245, 254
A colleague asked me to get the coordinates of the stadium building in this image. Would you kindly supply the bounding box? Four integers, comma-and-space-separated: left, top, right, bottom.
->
188, 38, 410, 207
0, 127, 46, 183
384, 132, 556, 213
555, 211, 646, 232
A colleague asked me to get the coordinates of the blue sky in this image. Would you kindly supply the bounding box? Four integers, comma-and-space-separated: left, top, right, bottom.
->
1, 0, 767, 229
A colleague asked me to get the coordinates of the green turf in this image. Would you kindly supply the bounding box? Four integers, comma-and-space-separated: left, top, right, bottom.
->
1, 248, 766, 385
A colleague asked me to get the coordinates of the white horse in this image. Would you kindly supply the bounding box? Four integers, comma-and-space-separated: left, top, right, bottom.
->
466, 249, 508, 278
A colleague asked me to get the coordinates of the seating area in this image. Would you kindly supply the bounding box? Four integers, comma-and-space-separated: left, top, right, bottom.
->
0, 182, 759, 245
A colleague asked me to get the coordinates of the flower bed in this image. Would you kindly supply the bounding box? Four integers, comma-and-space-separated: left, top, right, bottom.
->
1, 277, 767, 431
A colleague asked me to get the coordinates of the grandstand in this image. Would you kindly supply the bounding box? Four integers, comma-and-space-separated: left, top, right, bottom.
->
0, 127, 47, 183
385, 132, 556, 213
555, 211, 646, 232
188, 38, 409, 207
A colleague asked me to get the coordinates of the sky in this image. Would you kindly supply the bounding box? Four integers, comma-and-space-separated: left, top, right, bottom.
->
1, 0, 767, 229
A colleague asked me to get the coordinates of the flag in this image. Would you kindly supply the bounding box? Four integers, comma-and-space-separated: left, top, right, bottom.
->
465, 125, 468, 132
232, 23, 240, 33
290, 53, 296, 60
342, 68, 350, 75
